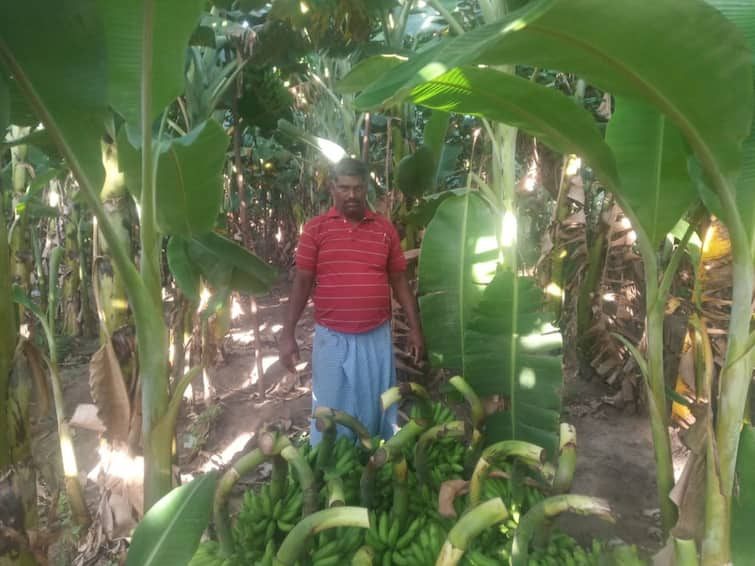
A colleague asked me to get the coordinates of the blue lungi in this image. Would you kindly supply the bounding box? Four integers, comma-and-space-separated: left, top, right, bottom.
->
310, 321, 398, 445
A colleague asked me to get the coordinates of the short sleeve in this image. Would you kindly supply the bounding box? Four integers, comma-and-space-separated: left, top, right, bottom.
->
296, 220, 319, 272
386, 221, 407, 273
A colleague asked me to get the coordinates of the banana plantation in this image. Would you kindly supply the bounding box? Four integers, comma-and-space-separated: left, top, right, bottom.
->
1, 0, 754, 565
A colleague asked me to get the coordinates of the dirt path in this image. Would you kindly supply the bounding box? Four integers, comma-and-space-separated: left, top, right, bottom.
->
55, 287, 664, 559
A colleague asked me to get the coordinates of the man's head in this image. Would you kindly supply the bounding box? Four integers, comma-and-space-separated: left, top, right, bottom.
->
329, 157, 369, 221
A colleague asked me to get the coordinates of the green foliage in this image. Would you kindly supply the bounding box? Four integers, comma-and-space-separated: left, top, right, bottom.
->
166, 237, 203, 302
396, 146, 436, 197
406, 66, 619, 194
237, 68, 294, 134
125, 471, 219, 566
0, 74, 8, 134
605, 98, 697, 246
117, 120, 229, 236
464, 272, 562, 456
707, 0, 755, 249
355, 0, 752, 198
335, 54, 406, 95
171, 232, 278, 297
732, 426, 755, 564
0, 0, 108, 194
101, 0, 205, 126
418, 191, 497, 370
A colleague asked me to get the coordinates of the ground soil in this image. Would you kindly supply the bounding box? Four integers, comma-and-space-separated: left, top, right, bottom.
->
49, 284, 669, 562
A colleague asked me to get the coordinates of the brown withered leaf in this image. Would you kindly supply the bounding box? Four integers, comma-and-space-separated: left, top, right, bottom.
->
89, 341, 131, 444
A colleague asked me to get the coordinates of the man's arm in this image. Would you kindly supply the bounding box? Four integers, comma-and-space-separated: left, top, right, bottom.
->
389, 271, 424, 363
279, 269, 315, 373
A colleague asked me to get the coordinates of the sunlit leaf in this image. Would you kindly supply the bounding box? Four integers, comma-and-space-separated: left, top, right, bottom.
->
464, 272, 562, 456
335, 54, 407, 94
356, 0, 752, 195
418, 191, 497, 370
407, 66, 619, 192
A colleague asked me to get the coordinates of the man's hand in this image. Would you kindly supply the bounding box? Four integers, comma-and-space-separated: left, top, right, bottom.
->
408, 327, 425, 364
278, 333, 300, 374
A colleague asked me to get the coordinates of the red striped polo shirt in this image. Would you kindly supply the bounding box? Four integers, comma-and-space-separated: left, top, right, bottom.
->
296, 207, 406, 333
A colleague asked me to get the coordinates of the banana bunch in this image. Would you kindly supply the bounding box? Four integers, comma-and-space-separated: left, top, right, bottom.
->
390, 519, 447, 566
320, 436, 364, 505
188, 541, 232, 566
233, 481, 303, 562
424, 442, 466, 486
363, 511, 432, 566
409, 400, 456, 426
306, 526, 365, 566
528, 536, 602, 566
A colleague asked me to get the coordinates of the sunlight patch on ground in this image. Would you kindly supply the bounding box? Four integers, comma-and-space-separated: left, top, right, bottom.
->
231, 328, 256, 345
88, 441, 144, 483
201, 431, 255, 472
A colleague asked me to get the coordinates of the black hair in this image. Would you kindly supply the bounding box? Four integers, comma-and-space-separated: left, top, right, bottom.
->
331, 157, 369, 181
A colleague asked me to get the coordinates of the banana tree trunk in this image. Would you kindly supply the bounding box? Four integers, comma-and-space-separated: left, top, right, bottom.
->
96, 141, 136, 373
9, 127, 33, 325
1, 178, 39, 566
61, 199, 81, 336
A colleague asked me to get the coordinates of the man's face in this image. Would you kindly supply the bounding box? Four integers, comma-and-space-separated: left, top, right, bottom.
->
330, 175, 367, 220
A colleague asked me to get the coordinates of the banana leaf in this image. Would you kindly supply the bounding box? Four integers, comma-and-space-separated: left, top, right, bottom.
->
732, 426, 755, 564
124, 471, 218, 566
605, 97, 697, 247
117, 120, 228, 237
464, 271, 562, 457
418, 190, 497, 370
706, 0, 755, 254
355, 0, 752, 203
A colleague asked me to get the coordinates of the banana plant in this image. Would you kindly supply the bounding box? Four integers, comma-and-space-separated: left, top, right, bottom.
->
0, 0, 276, 510
353, 0, 753, 556
0, 173, 40, 566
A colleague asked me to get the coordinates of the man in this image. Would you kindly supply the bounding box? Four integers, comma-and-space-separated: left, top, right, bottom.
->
279, 157, 424, 444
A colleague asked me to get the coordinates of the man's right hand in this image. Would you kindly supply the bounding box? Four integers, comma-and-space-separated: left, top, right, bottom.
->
278, 333, 300, 374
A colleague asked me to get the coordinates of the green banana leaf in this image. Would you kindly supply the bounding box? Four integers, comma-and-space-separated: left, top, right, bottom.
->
605, 97, 697, 247
355, 0, 752, 198
732, 426, 755, 564
396, 146, 436, 197
418, 191, 497, 370
0, 74, 8, 134
405, 65, 620, 193
124, 471, 218, 566
464, 271, 562, 456
707, 0, 755, 254
166, 237, 202, 302
335, 54, 407, 95
101, 0, 205, 126
184, 233, 278, 296
117, 120, 228, 236
0, 0, 108, 195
